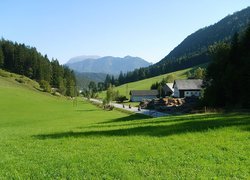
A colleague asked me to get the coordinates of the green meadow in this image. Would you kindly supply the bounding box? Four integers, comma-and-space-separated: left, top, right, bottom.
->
98, 64, 207, 99
0, 72, 249, 179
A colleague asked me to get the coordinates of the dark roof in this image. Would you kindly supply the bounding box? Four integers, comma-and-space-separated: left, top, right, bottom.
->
173, 79, 203, 90
130, 90, 159, 96
164, 83, 174, 93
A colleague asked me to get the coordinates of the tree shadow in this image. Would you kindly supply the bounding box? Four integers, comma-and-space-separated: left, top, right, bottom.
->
34, 113, 250, 139
86, 113, 237, 129
75, 113, 152, 129
98, 113, 152, 124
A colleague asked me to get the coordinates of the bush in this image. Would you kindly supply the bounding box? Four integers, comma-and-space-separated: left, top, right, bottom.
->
15, 78, 25, 84
39, 80, 51, 93
102, 98, 108, 106
103, 104, 114, 111
0, 69, 9, 77
115, 95, 128, 103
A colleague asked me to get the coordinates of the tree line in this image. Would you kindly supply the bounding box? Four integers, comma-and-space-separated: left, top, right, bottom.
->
100, 53, 209, 89
0, 39, 76, 96
203, 25, 250, 108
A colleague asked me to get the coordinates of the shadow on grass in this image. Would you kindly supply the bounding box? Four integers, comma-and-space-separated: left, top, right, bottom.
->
90, 113, 239, 128
34, 113, 250, 139
76, 113, 152, 129
76, 109, 101, 112
99, 113, 152, 124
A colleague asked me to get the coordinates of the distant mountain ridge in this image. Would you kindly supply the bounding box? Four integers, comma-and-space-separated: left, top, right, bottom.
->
157, 6, 250, 66
65, 55, 151, 74
67, 55, 101, 64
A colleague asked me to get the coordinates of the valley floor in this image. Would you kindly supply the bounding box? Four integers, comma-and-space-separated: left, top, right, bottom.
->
0, 77, 249, 179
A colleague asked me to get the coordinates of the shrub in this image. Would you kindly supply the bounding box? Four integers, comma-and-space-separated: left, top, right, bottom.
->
103, 104, 114, 111
0, 69, 9, 77
39, 80, 51, 93
15, 78, 25, 84
115, 95, 128, 103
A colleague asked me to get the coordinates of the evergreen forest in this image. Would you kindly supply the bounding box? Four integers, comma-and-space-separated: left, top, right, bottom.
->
0, 39, 76, 96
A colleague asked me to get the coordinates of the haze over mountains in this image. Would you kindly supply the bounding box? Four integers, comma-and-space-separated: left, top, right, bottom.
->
65, 55, 151, 74
66, 55, 101, 64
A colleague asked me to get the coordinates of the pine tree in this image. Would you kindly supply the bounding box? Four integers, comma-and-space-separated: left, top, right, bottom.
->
0, 47, 4, 68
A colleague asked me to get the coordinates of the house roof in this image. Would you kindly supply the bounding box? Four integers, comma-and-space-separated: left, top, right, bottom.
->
173, 79, 203, 90
130, 90, 159, 96
164, 83, 174, 92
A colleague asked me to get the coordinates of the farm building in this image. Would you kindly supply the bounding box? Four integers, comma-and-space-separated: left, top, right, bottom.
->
163, 83, 174, 96
130, 90, 159, 102
173, 79, 203, 98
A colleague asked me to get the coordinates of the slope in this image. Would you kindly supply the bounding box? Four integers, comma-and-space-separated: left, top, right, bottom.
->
161, 7, 250, 63
0, 69, 129, 121
118, 7, 250, 85
0, 70, 249, 178
99, 64, 207, 99
75, 72, 107, 90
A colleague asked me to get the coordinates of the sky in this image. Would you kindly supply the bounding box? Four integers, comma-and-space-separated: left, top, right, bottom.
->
1, 1, 250, 64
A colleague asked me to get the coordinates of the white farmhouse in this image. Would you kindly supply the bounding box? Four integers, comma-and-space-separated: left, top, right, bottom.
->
173, 79, 203, 98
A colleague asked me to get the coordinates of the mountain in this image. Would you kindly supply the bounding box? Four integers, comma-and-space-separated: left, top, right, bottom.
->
65, 56, 151, 74
156, 6, 250, 66
116, 6, 250, 85
66, 55, 101, 64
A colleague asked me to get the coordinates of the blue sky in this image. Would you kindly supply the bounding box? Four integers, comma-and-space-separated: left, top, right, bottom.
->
1, 0, 250, 64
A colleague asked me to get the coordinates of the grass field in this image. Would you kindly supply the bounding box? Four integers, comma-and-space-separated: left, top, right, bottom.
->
0, 71, 250, 179
98, 64, 207, 99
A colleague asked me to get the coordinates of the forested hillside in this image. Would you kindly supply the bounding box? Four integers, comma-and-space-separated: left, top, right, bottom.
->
75, 72, 107, 90
0, 39, 76, 96
113, 7, 250, 86
160, 7, 250, 64
203, 25, 250, 108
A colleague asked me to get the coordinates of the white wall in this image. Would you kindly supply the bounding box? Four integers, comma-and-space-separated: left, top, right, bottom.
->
173, 85, 179, 97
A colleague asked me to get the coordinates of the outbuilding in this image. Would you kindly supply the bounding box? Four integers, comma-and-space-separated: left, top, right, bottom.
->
163, 83, 174, 96
130, 90, 159, 102
173, 79, 203, 98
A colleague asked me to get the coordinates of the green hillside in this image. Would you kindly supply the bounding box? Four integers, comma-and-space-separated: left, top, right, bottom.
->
75, 72, 107, 90
115, 7, 250, 85
0, 69, 41, 90
0, 70, 249, 179
0, 39, 77, 97
99, 64, 206, 99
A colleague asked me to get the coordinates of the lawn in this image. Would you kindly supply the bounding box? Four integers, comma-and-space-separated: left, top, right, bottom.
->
0, 74, 249, 179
